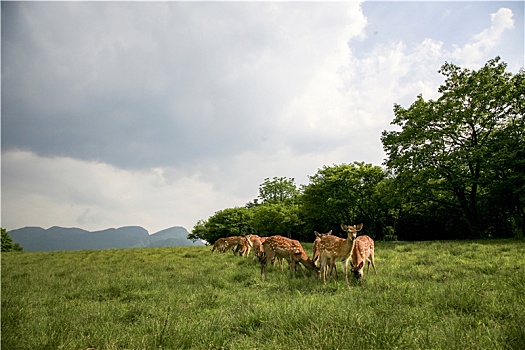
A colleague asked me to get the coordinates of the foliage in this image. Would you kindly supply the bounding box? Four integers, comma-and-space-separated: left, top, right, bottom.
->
301, 162, 387, 238
188, 220, 208, 243
193, 178, 305, 242
382, 57, 524, 239
1, 228, 23, 252
2, 241, 525, 349
248, 202, 303, 239
256, 177, 300, 204
188, 207, 253, 244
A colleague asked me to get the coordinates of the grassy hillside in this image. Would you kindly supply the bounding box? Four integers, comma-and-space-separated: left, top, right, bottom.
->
2, 240, 525, 349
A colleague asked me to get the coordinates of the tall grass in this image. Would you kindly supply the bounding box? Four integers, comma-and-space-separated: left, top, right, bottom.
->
2, 240, 524, 349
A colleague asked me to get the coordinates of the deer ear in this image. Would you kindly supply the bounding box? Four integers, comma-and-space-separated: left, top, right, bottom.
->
327, 230, 332, 235
341, 224, 347, 231
315, 231, 320, 237
358, 261, 364, 269
356, 223, 363, 231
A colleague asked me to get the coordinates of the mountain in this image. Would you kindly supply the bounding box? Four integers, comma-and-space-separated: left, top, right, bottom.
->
134, 226, 205, 248
8, 226, 204, 252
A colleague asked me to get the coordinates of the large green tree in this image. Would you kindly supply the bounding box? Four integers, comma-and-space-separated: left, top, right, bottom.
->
382, 57, 524, 238
301, 162, 387, 238
188, 207, 253, 244
255, 177, 300, 205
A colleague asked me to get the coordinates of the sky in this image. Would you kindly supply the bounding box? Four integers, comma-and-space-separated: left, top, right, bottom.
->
2, 1, 524, 234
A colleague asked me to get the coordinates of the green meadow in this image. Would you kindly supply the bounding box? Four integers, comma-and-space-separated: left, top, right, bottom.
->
2, 239, 525, 349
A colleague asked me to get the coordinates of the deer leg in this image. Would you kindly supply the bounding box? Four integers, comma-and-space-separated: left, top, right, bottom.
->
288, 258, 295, 278
327, 258, 333, 277
327, 259, 336, 281
260, 256, 267, 280
369, 253, 377, 274
261, 251, 273, 280
329, 259, 338, 278
320, 256, 328, 282
343, 257, 351, 288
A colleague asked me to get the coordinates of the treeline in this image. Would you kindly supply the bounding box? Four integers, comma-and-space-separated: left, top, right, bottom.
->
190, 57, 524, 243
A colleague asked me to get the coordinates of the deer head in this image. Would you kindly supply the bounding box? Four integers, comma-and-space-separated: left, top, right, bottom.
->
314, 230, 332, 239
341, 223, 363, 240
350, 261, 365, 279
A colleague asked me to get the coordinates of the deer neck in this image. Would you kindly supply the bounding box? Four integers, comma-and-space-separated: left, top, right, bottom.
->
339, 236, 354, 256
349, 236, 360, 261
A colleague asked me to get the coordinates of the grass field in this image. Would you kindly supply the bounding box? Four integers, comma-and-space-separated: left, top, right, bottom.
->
2, 239, 525, 349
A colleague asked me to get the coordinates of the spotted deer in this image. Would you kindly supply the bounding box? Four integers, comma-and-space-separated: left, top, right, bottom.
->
211, 237, 228, 253
238, 235, 254, 257
251, 236, 266, 261
313, 230, 343, 277
218, 236, 250, 256
312, 230, 332, 267
260, 235, 319, 280
252, 236, 266, 260
240, 236, 253, 257
243, 234, 260, 258
252, 236, 285, 267
221, 236, 239, 254
346, 235, 376, 283
318, 223, 363, 282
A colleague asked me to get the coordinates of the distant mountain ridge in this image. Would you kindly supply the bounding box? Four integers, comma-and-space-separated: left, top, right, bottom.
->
9, 226, 204, 252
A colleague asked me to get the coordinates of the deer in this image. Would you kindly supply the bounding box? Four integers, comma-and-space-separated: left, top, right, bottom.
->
215, 236, 249, 256
251, 236, 285, 267
236, 236, 254, 257
220, 236, 240, 254
318, 223, 363, 283
240, 234, 252, 257
313, 230, 342, 278
346, 235, 376, 284
211, 237, 228, 253
230, 236, 243, 255
242, 234, 261, 258
251, 236, 266, 261
260, 235, 319, 280
312, 230, 332, 268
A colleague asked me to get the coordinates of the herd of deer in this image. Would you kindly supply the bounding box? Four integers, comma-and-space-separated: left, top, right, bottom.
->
211, 223, 376, 287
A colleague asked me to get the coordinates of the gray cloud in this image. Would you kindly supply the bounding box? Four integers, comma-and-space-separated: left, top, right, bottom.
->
2, 2, 364, 170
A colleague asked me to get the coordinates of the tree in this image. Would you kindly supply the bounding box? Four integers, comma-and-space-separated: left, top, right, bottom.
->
249, 202, 303, 239
257, 177, 299, 204
382, 57, 524, 238
187, 220, 208, 244
189, 207, 253, 244
301, 162, 387, 238
1, 228, 23, 252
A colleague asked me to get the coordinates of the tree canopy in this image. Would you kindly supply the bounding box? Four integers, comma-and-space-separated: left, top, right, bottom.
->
259, 177, 299, 203
382, 57, 524, 238
301, 162, 387, 237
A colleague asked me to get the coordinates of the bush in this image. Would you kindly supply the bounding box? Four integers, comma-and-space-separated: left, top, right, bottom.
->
1, 228, 23, 252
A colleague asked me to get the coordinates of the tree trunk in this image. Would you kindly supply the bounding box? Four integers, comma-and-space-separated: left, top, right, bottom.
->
455, 187, 480, 238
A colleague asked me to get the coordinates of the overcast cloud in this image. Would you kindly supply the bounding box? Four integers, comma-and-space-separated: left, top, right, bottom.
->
2, 1, 523, 233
